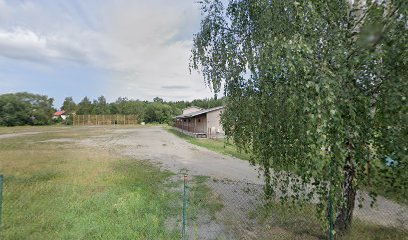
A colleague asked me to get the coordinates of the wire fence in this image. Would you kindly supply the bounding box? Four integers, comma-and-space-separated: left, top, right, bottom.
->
182, 175, 408, 240
0, 174, 407, 239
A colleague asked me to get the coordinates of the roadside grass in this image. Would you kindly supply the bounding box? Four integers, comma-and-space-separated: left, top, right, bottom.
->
253, 201, 408, 240
346, 220, 408, 240
188, 176, 224, 220
165, 127, 252, 161
254, 202, 324, 239
0, 128, 182, 239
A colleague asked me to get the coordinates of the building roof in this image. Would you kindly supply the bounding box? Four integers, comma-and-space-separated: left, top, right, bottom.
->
54, 110, 66, 116
182, 106, 203, 111
175, 106, 224, 119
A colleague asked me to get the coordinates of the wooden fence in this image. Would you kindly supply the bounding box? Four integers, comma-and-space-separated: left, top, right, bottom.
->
73, 115, 138, 126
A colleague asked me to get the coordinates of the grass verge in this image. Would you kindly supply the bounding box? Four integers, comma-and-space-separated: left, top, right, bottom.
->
165, 127, 251, 161
0, 128, 181, 239
252, 201, 408, 239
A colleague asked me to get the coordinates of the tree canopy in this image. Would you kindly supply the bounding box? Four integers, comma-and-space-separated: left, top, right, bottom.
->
191, 0, 407, 233
61, 97, 77, 114
0, 92, 54, 126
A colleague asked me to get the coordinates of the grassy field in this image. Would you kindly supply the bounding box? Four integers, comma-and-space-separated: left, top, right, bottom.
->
0, 126, 182, 239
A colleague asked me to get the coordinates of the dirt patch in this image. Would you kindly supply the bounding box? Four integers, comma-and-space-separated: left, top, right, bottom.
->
37, 138, 77, 143
0, 131, 41, 139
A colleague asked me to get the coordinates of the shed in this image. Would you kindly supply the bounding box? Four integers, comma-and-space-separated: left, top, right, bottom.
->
174, 106, 224, 138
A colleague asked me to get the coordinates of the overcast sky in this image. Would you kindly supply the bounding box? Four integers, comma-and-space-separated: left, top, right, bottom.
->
0, 0, 215, 108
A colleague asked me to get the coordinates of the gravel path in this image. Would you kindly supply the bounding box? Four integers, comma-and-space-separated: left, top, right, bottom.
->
84, 126, 407, 230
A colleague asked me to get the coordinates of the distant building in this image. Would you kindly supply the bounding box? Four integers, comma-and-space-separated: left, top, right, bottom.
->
174, 106, 224, 138
181, 106, 203, 114
53, 110, 68, 120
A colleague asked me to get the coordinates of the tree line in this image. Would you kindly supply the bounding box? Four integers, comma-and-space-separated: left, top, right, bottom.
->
0, 92, 223, 126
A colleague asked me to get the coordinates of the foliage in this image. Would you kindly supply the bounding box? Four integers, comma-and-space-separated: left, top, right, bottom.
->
110, 97, 145, 120
145, 102, 175, 124
92, 95, 110, 114
191, 0, 407, 233
61, 97, 77, 114
0, 92, 54, 126
76, 96, 93, 115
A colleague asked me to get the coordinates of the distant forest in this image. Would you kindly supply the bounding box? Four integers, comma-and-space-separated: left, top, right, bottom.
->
0, 92, 224, 126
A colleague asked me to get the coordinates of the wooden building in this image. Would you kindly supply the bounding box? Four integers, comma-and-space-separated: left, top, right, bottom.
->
174, 106, 224, 138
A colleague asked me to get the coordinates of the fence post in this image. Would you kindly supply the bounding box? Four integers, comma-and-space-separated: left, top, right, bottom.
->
329, 190, 333, 240
0, 174, 3, 227
328, 159, 333, 240
182, 175, 188, 239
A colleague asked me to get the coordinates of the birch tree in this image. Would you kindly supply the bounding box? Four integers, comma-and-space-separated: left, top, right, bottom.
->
191, 0, 407, 234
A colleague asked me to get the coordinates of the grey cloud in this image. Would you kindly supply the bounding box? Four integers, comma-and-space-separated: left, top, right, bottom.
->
162, 85, 190, 90
0, 0, 218, 102
0, 28, 91, 64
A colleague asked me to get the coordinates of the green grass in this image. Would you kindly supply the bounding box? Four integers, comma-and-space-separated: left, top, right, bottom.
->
345, 220, 408, 240
0, 127, 182, 239
251, 201, 408, 240
165, 127, 252, 161
188, 176, 224, 220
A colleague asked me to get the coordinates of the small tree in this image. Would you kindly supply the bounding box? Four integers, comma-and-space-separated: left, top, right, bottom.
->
61, 97, 77, 114
92, 96, 110, 114
76, 97, 93, 114
191, 0, 407, 234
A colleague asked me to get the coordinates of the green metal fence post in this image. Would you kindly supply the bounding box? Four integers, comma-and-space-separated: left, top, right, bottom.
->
182, 175, 187, 239
0, 174, 3, 228
328, 159, 333, 240
329, 191, 333, 240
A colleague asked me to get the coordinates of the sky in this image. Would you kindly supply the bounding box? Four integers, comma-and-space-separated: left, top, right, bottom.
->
0, 0, 215, 108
